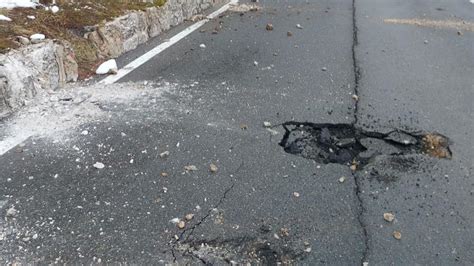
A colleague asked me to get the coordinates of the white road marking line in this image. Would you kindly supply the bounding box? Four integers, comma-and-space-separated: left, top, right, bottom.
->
100, 0, 239, 85
0, 0, 239, 156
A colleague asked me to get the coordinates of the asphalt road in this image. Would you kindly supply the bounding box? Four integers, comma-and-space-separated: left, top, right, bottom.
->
0, 0, 473, 264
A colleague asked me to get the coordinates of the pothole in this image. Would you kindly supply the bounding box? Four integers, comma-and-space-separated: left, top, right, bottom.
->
279, 122, 451, 168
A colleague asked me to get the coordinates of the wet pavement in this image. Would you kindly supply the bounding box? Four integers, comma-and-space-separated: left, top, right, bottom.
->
0, 0, 473, 264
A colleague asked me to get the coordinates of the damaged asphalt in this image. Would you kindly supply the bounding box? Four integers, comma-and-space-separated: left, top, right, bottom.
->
0, 0, 473, 264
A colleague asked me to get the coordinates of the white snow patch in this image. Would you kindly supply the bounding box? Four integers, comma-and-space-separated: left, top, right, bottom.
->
96, 59, 118, 75
0, 15, 12, 21
0, 0, 38, 9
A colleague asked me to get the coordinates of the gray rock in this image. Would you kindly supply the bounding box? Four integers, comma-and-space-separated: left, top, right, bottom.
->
0, 40, 78, 117
16, 36, 30, 45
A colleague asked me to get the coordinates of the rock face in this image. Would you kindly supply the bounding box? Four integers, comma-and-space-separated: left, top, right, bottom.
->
0, 40, 78, 118
86, 0, 225, 59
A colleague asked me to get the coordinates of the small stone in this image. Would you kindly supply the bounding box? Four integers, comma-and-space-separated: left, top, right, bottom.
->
263, 121, 272, 128
293, 192, 300, 198
266, 23, 274, 31
210, 163, 218, 173
185, 213, 194, 221
184, 165, 198, 171
457, 31, 463, 36
280, 227, 290, 237
96, 59, 117, 75
304, 247, 312, 253
169, 218, 180, 224
30, 33, 46, 44
393, 231, 402, 240
424, 40, 429, 44
240, 124, 248, 130
93, 162, 105, 169
161, 172, 169, 177
6, 206, 17, 217
16, 36, 30, 45
350, 164, 357, 171
383, 212, 395, 222
287, 31, 293, 37
338, 176, 346, 183
304, 241, 310, 246
363, 262, 369, 266
321, 67, 327, 71
159, 151, 170, 158
27, 15, 35, 20
81, 130, 89, 135
32, 234, 38, 240
254, 61, 259, 66
177, 221, 186, 229
352, 94, 359, 101
199, 43, 206, 48
296, 24, 303, 29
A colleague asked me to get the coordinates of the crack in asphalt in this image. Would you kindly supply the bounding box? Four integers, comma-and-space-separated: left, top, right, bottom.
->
169, 159, 245, 263
351, 0, 370, 264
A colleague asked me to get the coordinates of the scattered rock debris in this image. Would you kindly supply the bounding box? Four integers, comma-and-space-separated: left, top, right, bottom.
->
6, 206, 18, 217
422, 133, 452, 159
185, 213, 195, 221
160, 151, 170, 158
93, 162, 105, 169
279, 227, 290, 237
210, 163, 218, 173
383, 212, 395, 222
185, 165, 198, 172
393, 231, 402, 240
263, 121, 272, 128
279, 122, 452, 169
177, 220, 186, 229
240, 124, 249, 130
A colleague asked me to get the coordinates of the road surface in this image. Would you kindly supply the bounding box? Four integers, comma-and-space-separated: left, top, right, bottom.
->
0, 0, 473, 264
